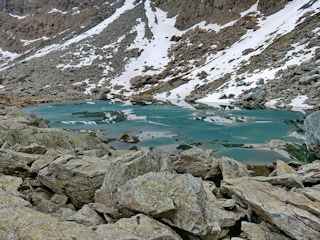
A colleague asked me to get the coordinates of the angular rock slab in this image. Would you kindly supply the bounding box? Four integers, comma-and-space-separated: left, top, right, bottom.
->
295, 184, 320, 202
0, 149, 39, 177
274, 160, 297, 176
297, 160, 320, 185
219, 157, 251, 180
0, 206, 101, 240
117, 172, 242, 239
222, 177, 320, 240
38, 154, 113, 208
96, 214, 182, 240
173, 148, 250, 181
0, 175, 31, 208
0, 175, 100, 240
67, 204, 105, 226
173, 147, 220, 179
241, 221, 291, 240
95, 150, 172, 208
0, 175, 23, 194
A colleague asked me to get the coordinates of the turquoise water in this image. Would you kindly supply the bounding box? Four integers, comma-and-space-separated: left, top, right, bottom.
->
25, 101, 305, 164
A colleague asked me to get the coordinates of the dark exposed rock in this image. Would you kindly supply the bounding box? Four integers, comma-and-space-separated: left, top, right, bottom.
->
120, 133, 140, 144
258, 0, 288, 15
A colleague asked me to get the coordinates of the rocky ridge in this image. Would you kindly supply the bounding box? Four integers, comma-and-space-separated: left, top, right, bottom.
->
0, 0, 319, 110
0, 105, 320, 239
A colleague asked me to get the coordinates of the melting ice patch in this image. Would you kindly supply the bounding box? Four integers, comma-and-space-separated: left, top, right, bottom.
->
61, 121, 97, 125
122, 109, 147, 121
138, 131, 178, 141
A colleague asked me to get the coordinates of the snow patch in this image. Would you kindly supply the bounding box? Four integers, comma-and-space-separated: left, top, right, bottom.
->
21, 37, 50, 46
48, 8, 68, 14
9, 13, 28, 19
289, 95, 313, 112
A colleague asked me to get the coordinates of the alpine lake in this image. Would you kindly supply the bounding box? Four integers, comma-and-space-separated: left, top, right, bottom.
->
25, 101, 307, 165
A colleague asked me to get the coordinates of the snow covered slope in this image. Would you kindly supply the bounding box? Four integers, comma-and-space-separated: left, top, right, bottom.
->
0, 0, 319, 111
155, 0, 320, 108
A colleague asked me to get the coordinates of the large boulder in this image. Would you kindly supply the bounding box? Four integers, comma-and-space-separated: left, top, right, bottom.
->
273, 160, 297, 176
173, 147, 250, 182
253, 175, 303, 189
0, 205, 101, 240
219, 157, 251, 180
222, 178, 320, 240
241, 221, 291, 240
295, 184, 320, 202
66, 204, 105, 226
95, 150, 173, 209
0, 175, 101, 240
38, 154, 116, 208
117, 172, 244, 239
0, 149, 40, 177
14, 143, 48, 155
0, 175, 23, 195
297, 160, 320, 185
304, 111, 320, 158
173, 147, 220, 179
0, 175, 31, 208
96, 214, 182, 240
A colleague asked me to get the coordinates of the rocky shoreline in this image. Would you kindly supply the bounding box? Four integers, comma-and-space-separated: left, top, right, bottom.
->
0, 103, 319, 240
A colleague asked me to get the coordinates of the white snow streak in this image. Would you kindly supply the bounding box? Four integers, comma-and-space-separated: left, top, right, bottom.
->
110, 0, 181, 92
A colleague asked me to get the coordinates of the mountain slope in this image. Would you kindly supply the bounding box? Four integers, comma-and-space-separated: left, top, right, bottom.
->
0, 0, 319, 111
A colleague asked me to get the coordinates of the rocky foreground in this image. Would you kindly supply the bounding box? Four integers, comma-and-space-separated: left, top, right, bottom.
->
0, 106, 320, 240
